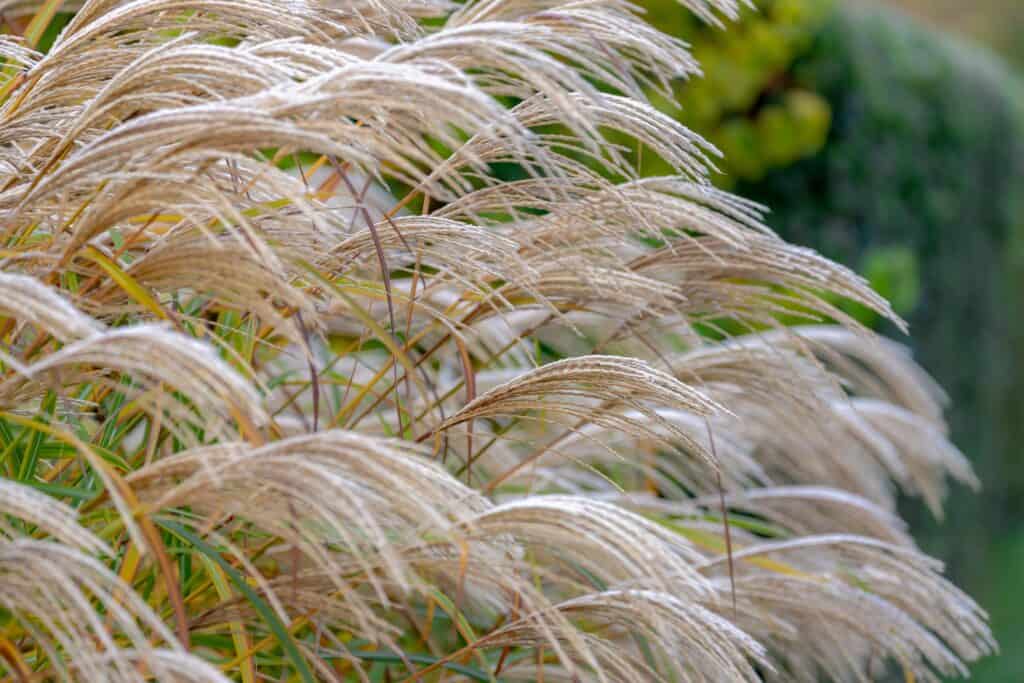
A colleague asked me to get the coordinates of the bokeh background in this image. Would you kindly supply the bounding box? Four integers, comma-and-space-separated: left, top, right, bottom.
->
639, 0, 1023, 679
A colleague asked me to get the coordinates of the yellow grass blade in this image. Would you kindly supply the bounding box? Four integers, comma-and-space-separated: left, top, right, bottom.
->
23, 0, 64, 49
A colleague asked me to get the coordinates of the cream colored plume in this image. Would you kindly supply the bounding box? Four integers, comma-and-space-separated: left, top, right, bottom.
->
0, 0, 992, 680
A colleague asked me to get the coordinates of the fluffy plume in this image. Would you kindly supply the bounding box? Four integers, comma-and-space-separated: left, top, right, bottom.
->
0, 0, 991, 680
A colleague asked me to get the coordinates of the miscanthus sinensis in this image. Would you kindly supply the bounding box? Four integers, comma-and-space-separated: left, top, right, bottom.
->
0, 0, 994, 681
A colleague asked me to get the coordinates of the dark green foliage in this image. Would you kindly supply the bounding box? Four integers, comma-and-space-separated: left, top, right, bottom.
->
734, 8, 1024, 677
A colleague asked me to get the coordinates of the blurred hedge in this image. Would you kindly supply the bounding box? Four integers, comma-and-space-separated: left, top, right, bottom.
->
890, 0, 1024, 72
678, 4, 1024, 677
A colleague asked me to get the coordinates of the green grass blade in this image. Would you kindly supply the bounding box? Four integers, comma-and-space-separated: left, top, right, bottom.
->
157, 520, 317, 683
17, 391, 56, 481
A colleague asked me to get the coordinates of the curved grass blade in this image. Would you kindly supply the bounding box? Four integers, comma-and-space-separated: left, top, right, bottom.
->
157, 520, 317, 683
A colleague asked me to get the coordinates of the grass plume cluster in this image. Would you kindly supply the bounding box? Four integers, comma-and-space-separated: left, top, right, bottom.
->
0, 0, 995, 681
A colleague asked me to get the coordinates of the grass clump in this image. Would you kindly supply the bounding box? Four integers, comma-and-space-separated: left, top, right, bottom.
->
0, 1, 994, 681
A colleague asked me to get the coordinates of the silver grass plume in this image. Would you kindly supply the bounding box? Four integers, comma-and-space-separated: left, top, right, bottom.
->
0, 0, 994, 681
